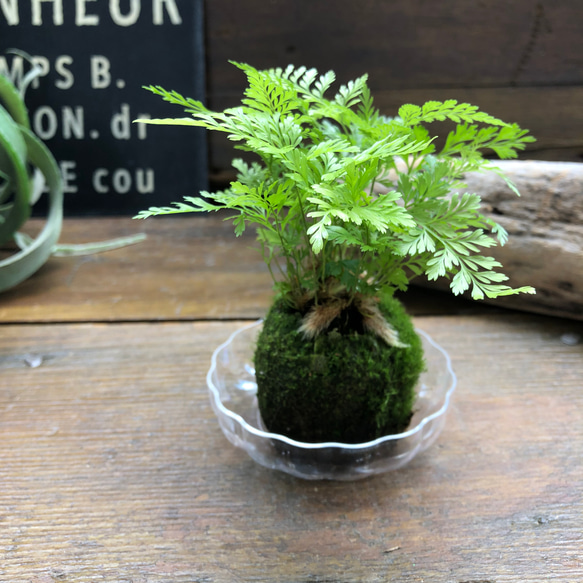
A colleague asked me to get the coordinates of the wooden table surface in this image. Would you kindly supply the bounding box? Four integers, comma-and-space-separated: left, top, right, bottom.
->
1, 217, 582, 583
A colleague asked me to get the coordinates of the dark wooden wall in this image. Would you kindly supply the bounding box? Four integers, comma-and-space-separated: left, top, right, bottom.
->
204, 0, 583, 183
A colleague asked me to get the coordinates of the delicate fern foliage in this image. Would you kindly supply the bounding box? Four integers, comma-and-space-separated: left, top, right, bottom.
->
136, 63, 536, 304
398, 100, 507, 127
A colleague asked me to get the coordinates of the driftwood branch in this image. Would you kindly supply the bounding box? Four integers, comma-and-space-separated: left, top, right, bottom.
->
376, 160, 583, 320
429, 160, 583, 320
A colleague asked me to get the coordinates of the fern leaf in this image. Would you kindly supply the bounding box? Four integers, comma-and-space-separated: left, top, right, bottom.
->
399, 100, 507, 127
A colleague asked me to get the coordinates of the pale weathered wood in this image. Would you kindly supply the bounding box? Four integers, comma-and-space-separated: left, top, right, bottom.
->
420, 160, 583, 320
0, 314, 581, 582
469, 160, 583, 319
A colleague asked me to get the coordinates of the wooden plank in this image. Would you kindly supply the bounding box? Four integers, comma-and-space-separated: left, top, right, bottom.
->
203, 0, 583, 173
0, 216, 273, 323
377, 160, 583, 321
208, 85, 583, 174
1, 314, 581, 581
205, 0, 583, 92
464, 160, 583, 320
374, 86, 583, 150
0, 216, 500, 324
3, 184, 578, 322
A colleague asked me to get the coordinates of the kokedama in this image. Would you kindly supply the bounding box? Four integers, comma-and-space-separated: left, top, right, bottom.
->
136, 62, 535, 444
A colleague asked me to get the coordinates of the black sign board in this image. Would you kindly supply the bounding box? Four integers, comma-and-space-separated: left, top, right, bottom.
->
0, 0, 207, 215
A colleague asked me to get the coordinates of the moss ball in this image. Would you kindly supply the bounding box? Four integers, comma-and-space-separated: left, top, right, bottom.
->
254, 295, 425, 444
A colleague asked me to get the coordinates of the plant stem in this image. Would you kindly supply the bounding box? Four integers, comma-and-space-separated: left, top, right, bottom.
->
295, 189, 319, 298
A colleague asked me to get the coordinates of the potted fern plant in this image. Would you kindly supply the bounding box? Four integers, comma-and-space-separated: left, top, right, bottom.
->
136, 62, 534, 479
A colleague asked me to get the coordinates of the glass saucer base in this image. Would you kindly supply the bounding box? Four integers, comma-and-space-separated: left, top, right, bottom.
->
207, 321, 457, 481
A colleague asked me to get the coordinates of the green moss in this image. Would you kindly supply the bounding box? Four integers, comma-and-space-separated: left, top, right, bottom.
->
254, 295, 425, 443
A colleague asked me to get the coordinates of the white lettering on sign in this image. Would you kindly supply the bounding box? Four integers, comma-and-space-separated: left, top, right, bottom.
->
93, 168, 155, 194
30, 55, 50, 88
55, 55, 74, 89
135, 114, 149, 140
135, 168, 154, 192
110, 0, 140, 26
0, 0, 18, 25
0, 54, 24, 84
75, 0, 98, 25
1, 3, 195, 205
32, 105, 84, 140
1, 0, 183, 25
60, 160, 78, 193
153, 0, 181, 25
33, 105, 57, 139
0, 54, 75, 89
90, 55, 110, 89
32, 0, 63, 25
111, 105, 149, 140
113, 168, 132, 193
111, 104, 131, 139
62, 106, 84, 138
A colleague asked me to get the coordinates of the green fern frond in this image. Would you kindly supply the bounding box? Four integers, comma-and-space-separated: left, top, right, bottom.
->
136, 62, 536, 305
399, 100, 507, 127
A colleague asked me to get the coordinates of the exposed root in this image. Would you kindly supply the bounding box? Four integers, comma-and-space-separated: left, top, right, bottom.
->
299, 293, 409, 348
360, 300, 409, 348
299, 297, 351, 339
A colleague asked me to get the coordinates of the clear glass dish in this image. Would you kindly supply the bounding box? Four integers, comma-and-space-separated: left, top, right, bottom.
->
207, 321, 457, 481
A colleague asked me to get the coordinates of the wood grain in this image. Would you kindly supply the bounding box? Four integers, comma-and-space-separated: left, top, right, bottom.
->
0, 216, 273, 323
205, 0, 583, 173
405, 160, 583, 321
466, 160, 583, 320
206, 0, 583, 91
208, 86, 583, 176
0, 216, 497, 324
3, 185, 579, 323
1, 314, 581, 582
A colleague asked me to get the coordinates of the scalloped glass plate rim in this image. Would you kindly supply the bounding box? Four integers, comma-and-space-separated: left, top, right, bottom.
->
207, 319, 457, 450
